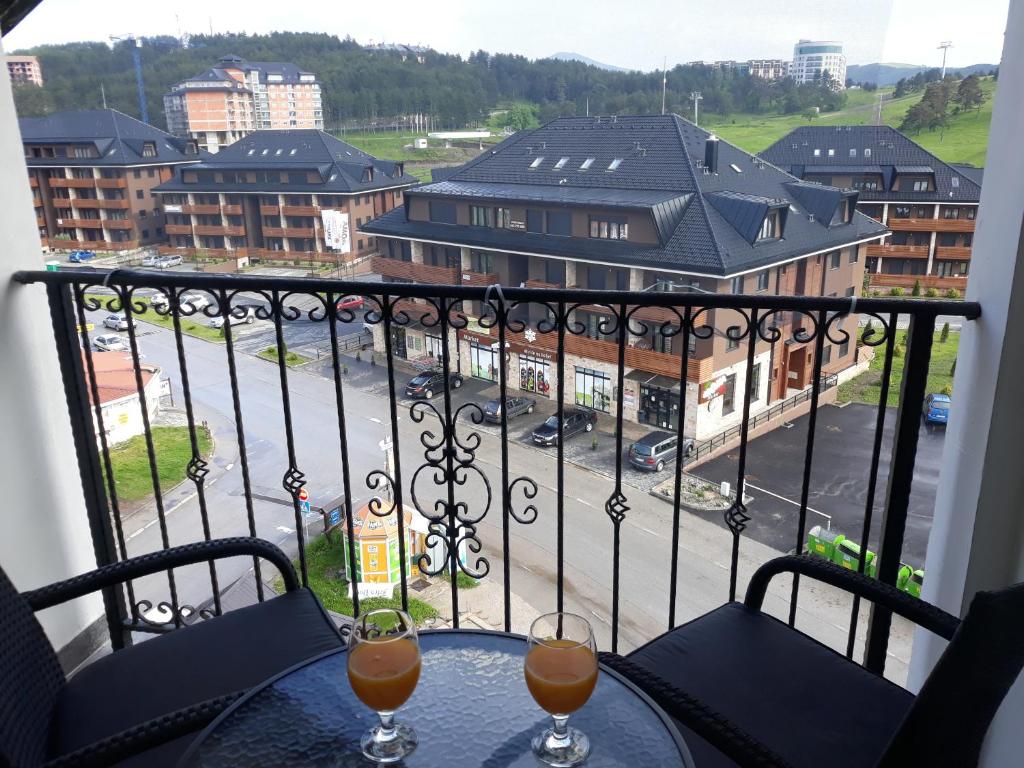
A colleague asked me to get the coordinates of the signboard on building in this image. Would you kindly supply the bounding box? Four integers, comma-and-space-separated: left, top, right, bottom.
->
163, 204, 182, 213
322, 209, 351, 252
508, 220, 526, 231
701, 375, 728, 402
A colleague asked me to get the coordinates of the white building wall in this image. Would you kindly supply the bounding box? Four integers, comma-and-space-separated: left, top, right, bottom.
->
96, 373, 163, 446
693, 350, 772, 440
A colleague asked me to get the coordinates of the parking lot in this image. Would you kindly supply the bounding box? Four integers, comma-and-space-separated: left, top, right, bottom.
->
694, 402, 944, 565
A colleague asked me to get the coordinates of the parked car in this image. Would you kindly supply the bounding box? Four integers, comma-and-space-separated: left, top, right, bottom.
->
627, 431, 694, 472
336, 295, 365, 311
149, 292, 169, 310
68, 250, 96, 263
180, 293, 211, 312
93, 333, 126, 352
140, 253, 161, 267
404, 371, 464, 399
531, 408, 597, 446
208, 306, 257, 329
482, 396, 537, 423
102, 313, 129, 331
154, 255, 182, 269
923, 393, 951, 430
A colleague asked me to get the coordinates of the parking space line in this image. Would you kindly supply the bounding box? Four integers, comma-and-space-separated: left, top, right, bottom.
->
745, 481, 832, 525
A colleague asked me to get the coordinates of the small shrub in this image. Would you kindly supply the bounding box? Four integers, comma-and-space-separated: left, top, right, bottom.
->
591, 435, 599, 451
893, 343, 904, 358
342, 364, 349, 376
940, 322, 950, 343
941, 384, 954, 396
945, 288, 961, 299
890, 287, 905, 297
926, 287, 939, 298
355, 351, 361, 362
912, 279, 922, 297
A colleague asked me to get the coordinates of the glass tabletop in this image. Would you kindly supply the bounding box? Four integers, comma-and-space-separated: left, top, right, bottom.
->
180, 629, 694, 767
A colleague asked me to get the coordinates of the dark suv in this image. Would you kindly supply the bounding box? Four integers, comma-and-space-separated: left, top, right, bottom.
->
482, 396, 537, 423
628, 431, 694, 472
405, 371, 464, 399
531, 408, 597, 446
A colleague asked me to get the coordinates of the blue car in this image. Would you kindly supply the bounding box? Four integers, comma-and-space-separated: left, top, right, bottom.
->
923, 393, 951, 430
68, 249, 96, 263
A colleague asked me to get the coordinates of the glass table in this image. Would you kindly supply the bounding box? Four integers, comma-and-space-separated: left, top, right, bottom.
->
179, 629, 695, 767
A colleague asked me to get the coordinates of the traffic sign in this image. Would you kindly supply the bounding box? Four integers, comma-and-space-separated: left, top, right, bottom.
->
329, 507, 342, 527
300, 500, 311, 514
298, 488, 309, 502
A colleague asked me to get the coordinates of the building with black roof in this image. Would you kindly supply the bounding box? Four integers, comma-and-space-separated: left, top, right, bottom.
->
153, 129, 418, 263
21, 109, 202, 253
760, 125, 982, 292
361, 114, 886, 439
163, 55, 323, 153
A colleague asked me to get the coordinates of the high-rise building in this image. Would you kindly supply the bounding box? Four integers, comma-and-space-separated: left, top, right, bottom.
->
21, 109, 202, 253
163, 55, 324, 153
5, 55, 43, 87
791, 40, 846, 90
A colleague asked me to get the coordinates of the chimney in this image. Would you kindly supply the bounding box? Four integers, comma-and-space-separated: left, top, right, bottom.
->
704, 134, 720, 174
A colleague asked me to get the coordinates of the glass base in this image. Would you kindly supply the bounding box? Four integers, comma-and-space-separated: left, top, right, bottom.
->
532, 725, 590, 767
360, 722, 418, 764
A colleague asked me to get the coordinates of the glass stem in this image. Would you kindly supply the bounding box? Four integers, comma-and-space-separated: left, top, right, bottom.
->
550, 714, 571, 746
377, 710, 397, 742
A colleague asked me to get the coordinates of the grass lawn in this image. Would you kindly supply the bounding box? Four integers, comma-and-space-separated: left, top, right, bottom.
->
706, 77, 996, 166
281, 535, 438, 626
257, 346, 308, 367
837, 329, 959, 407
107, 425, 212, 503
84, 293, 225, 343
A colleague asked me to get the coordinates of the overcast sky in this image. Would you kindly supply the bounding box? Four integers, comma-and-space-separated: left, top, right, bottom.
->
1, 0, 1010, 71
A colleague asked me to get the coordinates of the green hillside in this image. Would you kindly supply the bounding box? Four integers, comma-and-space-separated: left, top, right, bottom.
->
706, 77, 996, 166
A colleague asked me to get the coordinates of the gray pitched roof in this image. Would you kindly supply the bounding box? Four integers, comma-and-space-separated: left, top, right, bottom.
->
153, 129, 419, 194
759, 125, 981, 202
166, 67, 252, 95
20, 109, 203, 166
363, 114, 886, 276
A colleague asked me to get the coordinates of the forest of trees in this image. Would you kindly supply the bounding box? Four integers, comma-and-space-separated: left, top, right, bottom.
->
11, 31, 849, 132
899, 74, 989, 134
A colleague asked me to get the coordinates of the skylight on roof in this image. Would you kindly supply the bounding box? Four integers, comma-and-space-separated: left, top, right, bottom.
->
247, 149, 255, 155
275, 149, 283, 155
608, 158, 623, 171
827, 149, 835, 157
529, 156, 544, 169
580, 158, 595, 170
849, 148, 857, 157
864, 148, 871, 158
329, 173, 337, 181
730, 163, 742, 173
289, 148, 297, 155
952, 176, 960, 187
813, 149, 821, 157
553, 157, 569, 170
261, 149, 269, 155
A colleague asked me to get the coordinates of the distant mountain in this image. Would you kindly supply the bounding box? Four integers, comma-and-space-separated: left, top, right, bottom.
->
847, 62, 996, 86
546, 52, 631, 73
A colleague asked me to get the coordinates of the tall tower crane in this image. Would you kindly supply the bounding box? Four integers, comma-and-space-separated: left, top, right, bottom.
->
109, 34, 148, 123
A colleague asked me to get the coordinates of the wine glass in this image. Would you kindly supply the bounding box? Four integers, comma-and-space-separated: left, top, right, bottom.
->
347, 608, 421, 764
524, 612, 599, 767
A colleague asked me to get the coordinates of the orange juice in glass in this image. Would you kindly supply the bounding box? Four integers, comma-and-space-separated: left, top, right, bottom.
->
347, 608, 421, 764
525, 612, 599, 767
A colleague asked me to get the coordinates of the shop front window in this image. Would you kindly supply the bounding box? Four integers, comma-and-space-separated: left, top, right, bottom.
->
575, 367, 611, 412
470, 342, 498, 381
519, 354, 552, 397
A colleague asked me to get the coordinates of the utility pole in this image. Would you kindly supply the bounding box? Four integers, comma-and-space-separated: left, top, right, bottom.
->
938, 41, 953, 78
690, 90, 703, 126
109, 34, 148, 123
100, 83, 107, 109
661, 57, 668, 115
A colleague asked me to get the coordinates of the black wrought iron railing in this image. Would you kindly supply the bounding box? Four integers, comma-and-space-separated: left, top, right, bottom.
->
15, 268, 979, 677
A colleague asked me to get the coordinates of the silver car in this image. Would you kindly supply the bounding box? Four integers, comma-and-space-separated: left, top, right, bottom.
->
155, 255, 183, 269
93, 333, 127, 352
102, 313, 129, 331
208, 307, 256, 328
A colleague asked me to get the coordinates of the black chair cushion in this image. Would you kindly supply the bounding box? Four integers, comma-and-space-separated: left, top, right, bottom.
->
50, 588, 343, 764
627, 602, 913, 768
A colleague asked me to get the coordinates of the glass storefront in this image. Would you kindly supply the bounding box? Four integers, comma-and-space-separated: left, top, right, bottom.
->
575, 367, 611, 412
519, 354, 552, 398
639, 384, 681, 430
425, 333, 443, 360
469, 342, 498, 381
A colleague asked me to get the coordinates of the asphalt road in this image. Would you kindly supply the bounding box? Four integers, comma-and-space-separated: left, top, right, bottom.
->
695, 402, 943, 566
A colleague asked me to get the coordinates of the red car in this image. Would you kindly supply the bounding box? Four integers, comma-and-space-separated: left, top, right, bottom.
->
336, 295, 365, 311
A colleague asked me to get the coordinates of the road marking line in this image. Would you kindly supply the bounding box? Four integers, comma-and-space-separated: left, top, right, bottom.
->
574, 497, 593, 507
225, 463, 234, 471
367, 417, 382, 424
588, 609, 611, 626
745, 481, 832, 523
639, 526, 661, 538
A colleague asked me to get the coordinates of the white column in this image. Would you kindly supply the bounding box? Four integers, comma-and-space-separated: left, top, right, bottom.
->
909, 5, 1024, 764
460, 246, 472, 271
410, 240, 424, 264
0, 41, 103, 652
565, 260, 578, 288
629, 267, 644, 291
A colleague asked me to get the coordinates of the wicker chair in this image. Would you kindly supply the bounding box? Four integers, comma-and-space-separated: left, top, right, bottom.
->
600, 555, 1024, 768
0, 537, 345, 768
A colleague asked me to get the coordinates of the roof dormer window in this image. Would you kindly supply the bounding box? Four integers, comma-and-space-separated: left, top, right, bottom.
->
758, 210, 781, 241
142, 141, 157, 157
580, 157, 595, 170
813, 148, 821, 157
864, 148, 872, 158
529, 156, 544, 169
827, 148, 835, 157
849, 148, 857, 157
553, 157, 569, 170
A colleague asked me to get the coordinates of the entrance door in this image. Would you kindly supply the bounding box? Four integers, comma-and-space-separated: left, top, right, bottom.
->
788, 347, 808, 391
391, 327, 407, 359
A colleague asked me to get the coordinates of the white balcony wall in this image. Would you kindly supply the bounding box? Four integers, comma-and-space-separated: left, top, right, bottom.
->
910, 4, 1024, 764
0, 41, 103, 658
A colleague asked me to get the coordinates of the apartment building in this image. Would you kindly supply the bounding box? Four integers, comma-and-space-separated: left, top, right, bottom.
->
164, 55, 323, 153
747, 59, 790, 80
791, 40, 846, 90
760, 125, 982, 292
361, 115, 886, 440
21, 109, 202, 253
163, 67, 256, 153
5, 54, 42, 86
153, 130, 417, 263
